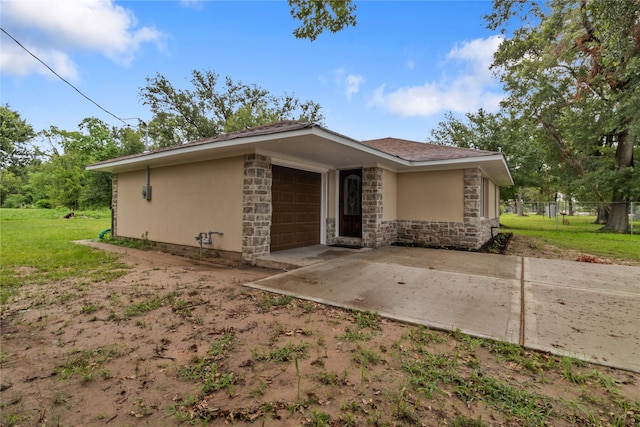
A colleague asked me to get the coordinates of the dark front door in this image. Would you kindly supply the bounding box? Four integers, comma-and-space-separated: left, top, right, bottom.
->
339, 169, 362, 238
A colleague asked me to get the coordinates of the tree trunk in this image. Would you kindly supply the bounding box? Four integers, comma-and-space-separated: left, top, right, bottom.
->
568, 199, 574, 216
516, 195, 524, 216
604, 130, 633, 233
607, 199, 629, 233
595, 204, 609, 224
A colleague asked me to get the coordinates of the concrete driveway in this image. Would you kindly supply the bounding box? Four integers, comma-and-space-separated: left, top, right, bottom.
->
246, 246, 640, 373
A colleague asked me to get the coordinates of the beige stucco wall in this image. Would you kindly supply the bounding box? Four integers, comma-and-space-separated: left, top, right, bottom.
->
116, 156, 244, 252
396, 170, 464, 222
382, 169, 397, 221
326, 169, 336, 216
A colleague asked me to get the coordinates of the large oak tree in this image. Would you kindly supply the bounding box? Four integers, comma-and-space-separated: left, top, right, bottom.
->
487, 0, 640, 232
139, 70, 324, 148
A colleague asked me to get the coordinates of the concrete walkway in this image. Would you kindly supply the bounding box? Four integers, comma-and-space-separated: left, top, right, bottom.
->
247, 246, 640, 373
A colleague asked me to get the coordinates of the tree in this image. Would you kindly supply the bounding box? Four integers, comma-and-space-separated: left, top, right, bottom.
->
115, 125, 147, 156
139, 69, 324, 148
0, 105, 37, 172
429, 110, 559, 215
29, 118, 146, 209
487, 0, 640, 232
0, 105, 40, 206
288, 0, 357, 41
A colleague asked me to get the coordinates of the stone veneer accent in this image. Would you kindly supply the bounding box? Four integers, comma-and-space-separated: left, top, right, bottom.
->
242, 154, 272, 263
331, 167, 498, 250
380, 220, 398, 245
361, 167, 385, 248
325, 217, 336, 245
111, 174, 118, 237
462, 168, 498, 248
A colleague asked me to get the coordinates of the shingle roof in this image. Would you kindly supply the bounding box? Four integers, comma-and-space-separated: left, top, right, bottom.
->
360, 138, 497, 162
89, 121, 501, 167
90, 120, 318, 166
195, 120, 316, 143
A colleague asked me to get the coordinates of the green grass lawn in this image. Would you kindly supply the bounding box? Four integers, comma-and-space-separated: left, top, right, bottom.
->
0, 208, 126, 305
500, 213, 640, 262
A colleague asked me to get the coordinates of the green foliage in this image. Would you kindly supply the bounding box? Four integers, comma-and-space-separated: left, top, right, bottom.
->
1, 192, 25, 208
2, 413, 31, 426
1, 170, 26, 207
288, 0, 357, 41
487, 0, 639, 232
124, 295, 171, 317
252, 342, 310, 363
208, 333, 237, 359
403, 350, 458, 399
258, 293, 293, 312
140, 69, 325, 148
0, 106, 41, 207
178, 333, 239, 397
30, 118, 145, 209
402, 346, 554, 425
409, 326, 448, 345
0, 105, 37, 172
338, 326, 373, 342
55, 346, 124, 380
307, 409, 331, 426
353, 310, 382, 331
430, 110, 557, 201
2, 112, 146, 210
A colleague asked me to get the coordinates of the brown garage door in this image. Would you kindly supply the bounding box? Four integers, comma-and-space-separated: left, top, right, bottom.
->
271, 165, 321, 252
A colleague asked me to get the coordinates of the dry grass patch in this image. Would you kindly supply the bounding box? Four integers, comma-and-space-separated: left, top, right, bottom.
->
1, 244, 638, 426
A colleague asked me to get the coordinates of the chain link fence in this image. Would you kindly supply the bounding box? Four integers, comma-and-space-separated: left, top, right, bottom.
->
503, 201, 638, 234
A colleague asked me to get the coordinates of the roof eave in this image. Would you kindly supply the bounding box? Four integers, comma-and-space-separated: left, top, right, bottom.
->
87, 126, 513, 186
398, 154, 514, 187
86, 126, 338, 173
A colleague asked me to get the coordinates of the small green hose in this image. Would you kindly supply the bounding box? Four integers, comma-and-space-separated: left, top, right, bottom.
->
98, 228, 111, 240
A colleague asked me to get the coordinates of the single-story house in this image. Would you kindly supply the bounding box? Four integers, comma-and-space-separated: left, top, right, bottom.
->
87, 120, 513, 264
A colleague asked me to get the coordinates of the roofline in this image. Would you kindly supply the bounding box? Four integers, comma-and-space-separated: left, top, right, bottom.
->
87, 123, 514, 186
334, 133, 513, 185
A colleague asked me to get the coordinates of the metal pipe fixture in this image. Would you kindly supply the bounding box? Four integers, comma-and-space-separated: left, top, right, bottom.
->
195, 231, 224, 257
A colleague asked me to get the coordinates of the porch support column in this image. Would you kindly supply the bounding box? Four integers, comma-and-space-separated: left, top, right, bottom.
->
463, 168, 497, 249
242, 154, 272, 264
111, 174, 118, 237
362, 166, 384, 248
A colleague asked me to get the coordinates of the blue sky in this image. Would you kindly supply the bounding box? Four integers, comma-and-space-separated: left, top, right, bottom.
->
1, 0, 504, 144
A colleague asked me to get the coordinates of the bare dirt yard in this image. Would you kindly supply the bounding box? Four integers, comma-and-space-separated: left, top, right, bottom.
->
1, 241, 638, 426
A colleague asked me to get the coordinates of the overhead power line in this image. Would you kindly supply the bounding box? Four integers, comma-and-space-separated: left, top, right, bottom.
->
1, 26, 128, 126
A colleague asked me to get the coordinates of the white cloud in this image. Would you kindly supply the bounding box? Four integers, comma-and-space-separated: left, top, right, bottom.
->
1, 0, 164, 78
406, 59, 415, 71
446, 35, 502, 80
369, 35, 504, 117
345, 74, 364, 99
0, 42, 79, 80
332, 68, 364, 100
180, 0, 205, 10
